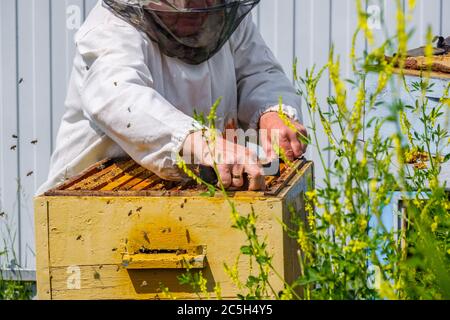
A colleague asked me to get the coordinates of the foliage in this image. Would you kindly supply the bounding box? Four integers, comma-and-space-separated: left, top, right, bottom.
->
290, 0, 449, 300
156, 0, 450, 300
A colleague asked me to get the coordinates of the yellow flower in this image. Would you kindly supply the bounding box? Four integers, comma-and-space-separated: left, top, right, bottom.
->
279, 289, 293, 300
344, 240, 368, 253
370, 180, 378, 193
248, 213, 256, 226
305, 202, 314, 216
198, 272, 208, 294
359, 218, 368, 232
361, 154, 367, 167
305, 190, 317, 201
214, 283, 222, 300
357, 0, 374, 45
344, 198, 353, 211
307, 213, 316, 229
444, 201, 450, 211
431, 222, 438, 233
379, 281, 398, 300
429, 178, 439, 190
297, 228, 312, 259
176, 156, 208, 186
431, 216, 440, 232
323, 212, 333, 224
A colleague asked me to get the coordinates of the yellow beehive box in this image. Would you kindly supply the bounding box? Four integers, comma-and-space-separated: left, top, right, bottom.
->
34, 158, 314, 300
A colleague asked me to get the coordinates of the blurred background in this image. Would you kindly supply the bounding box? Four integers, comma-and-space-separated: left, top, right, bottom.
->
1, 0, 449, 282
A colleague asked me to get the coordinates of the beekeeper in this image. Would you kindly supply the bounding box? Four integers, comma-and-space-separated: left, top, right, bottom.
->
37, 0, 307, 194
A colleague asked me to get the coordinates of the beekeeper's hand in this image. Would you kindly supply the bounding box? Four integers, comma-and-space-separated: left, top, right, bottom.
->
259, 112, 308, 162
182, 130, 265, 191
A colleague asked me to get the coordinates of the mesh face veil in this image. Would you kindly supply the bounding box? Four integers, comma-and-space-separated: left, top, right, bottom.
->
103, 0, 260, 64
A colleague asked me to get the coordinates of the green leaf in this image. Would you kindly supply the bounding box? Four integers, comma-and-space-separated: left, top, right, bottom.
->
444, 153, 450, 163
200, 190, 215, 197
240, 246, 253, 255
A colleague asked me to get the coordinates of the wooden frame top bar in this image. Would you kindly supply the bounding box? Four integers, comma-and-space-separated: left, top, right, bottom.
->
44, 158, 310, 198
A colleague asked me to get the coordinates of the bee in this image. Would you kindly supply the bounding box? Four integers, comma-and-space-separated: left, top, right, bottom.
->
10, 145, 17, 151
18, 78, 24, 84
31, 140, 38, 145
27, 171, 34, 177
142, 231, 150, 244
127, 123, 131, 128
127, 107, 132, 113
0, 212, 5, 218
12, 135, 18, 139
113, 81, 118, 87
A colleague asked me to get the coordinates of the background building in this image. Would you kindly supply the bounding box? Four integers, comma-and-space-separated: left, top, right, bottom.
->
1, 0, 449, 281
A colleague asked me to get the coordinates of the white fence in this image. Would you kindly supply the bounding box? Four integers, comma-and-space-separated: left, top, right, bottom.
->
1, 0, 449, 278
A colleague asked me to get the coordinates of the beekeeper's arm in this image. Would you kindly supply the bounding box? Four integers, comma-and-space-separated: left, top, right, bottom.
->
77, 21, 201, 180
231, 16, 307, 161
76, 20, 264, 188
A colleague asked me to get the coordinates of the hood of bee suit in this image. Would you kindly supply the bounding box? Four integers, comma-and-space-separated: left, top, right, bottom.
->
102, 0, 260, 65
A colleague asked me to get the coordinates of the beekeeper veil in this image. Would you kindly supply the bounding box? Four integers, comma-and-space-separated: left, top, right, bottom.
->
103, 0, 260, 64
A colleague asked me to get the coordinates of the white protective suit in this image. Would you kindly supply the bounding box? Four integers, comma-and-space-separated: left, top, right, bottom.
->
36, 0, 301, 195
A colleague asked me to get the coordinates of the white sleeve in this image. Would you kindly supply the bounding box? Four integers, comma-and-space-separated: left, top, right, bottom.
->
76, 21, 202, 181
230, 15, 302, 129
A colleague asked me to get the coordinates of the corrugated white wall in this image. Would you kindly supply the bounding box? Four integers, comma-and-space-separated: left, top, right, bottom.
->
1, 0, 449, 277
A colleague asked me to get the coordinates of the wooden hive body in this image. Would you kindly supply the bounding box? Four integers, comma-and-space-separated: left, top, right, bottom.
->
34, 158, 314, 300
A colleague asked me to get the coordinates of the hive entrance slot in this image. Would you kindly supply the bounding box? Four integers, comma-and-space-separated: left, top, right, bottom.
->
137, 247, 187, 255
123, 245, 207, 270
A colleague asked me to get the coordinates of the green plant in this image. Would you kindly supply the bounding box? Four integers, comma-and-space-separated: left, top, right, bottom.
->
0, 225, 35, 300
175, 99, 294, 300
163, 0, 449, 300
291, 0, 449, 300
